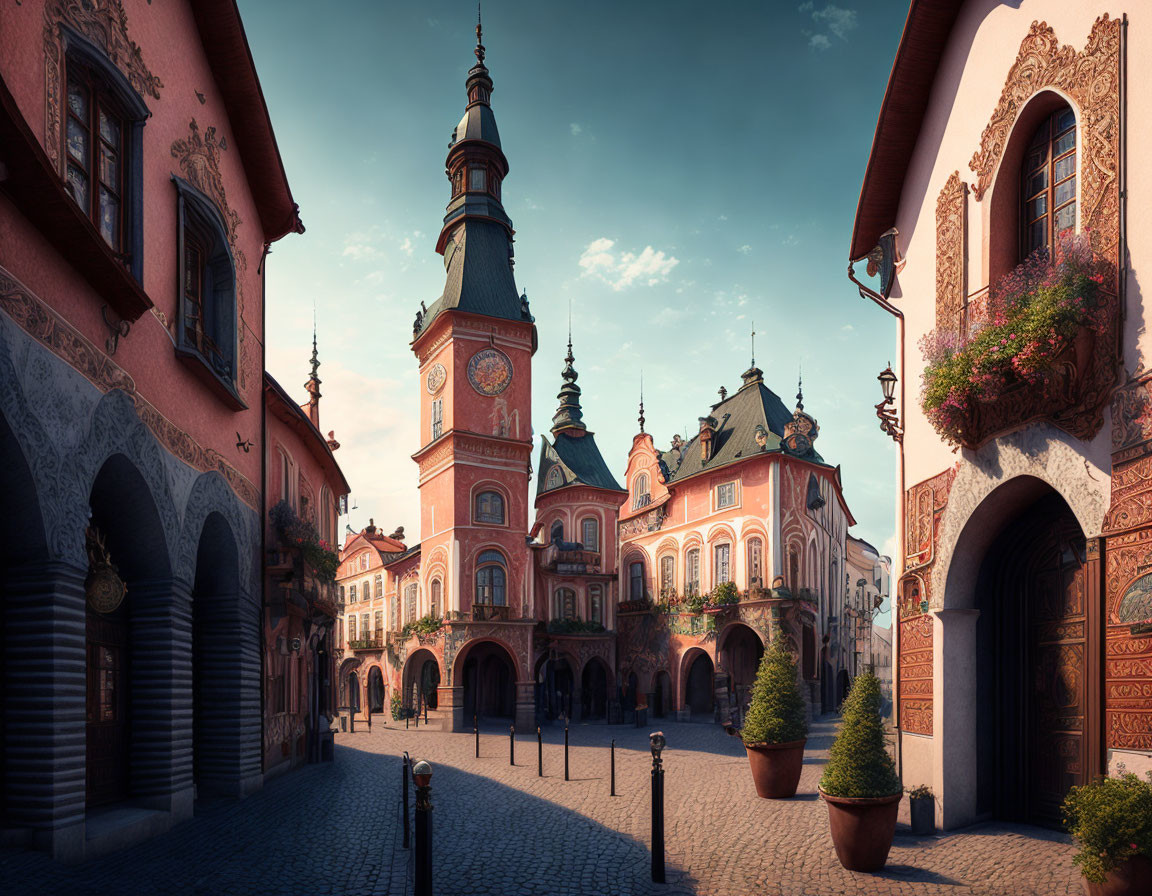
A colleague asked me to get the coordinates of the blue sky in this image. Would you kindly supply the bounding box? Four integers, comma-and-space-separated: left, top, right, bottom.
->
240, 0, 911, 625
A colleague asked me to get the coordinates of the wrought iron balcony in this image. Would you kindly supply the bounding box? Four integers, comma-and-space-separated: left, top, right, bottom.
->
348, 634, 383, 650
471, 603, 510, 622
540, 542, 601, 574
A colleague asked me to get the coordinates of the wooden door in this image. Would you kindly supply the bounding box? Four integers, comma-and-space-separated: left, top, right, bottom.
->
86, 610, 128, 806
1026, 516, 1088, 827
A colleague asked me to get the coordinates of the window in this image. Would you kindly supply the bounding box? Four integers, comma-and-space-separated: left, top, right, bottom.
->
475, 491, 505, 525
348, 615, 357, 642
633, 473, 650, 510
686, 548, 700, 595
359, 553, 368, 571
469, 167, 486, 191
550, 520, 564, 543
659, 555, 675, 597
175, 178, 238, 392
337, 618, 344, 648
404, 583, 417, 623
390, 594, 399, 631
361, 613, 370, 637
431, 398, 443, 440
629, 561, 645, 601
339, 585, 345, 604
716, 482, 737, 509
747, 537, 764, 587
279, 451, 293, 509
374, 574, 383, 598
581, 517, 599, 552
349, 584, 357, 603
589, 585, 603, 626
1022, 105, 1076, 259
320, 486, 335, 546
430, 579, 441, 618
374, 610, 383, 635
362, 581, 370, 605
476, 550, 507, 605
714, 543, 731, 585
554, 588, 576, 621
788, 547, 800, 592
545, 466, 563, 490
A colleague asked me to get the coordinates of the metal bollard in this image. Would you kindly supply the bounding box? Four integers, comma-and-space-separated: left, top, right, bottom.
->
425, 703, 429, 725
537, 727, 542, 777
510, 725, 515, 766
413, 760, 434, 896
474, 715, 479, 758
402, 752, 410, 849
650, 732, 666, 883
564, 723, 569, 781
610, 739, 616, 797
406, 711, 409, 730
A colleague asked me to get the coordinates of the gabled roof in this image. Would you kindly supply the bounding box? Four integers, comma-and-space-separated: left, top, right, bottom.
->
382, 543, 422, 568
850, 0, 964, 261
537, 432, 625, 498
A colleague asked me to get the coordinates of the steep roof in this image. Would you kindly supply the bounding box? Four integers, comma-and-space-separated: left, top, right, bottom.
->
264, 372, 350, 497
850, 0, 964, 260
537, 433, 625, 498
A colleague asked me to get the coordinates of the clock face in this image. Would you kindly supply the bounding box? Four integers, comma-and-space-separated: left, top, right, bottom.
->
467, 348, 513, 396
426, 362, 447, 395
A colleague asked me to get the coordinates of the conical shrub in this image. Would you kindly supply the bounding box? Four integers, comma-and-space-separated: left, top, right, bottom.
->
740, 637, 807, 745
819, 671, 901, 798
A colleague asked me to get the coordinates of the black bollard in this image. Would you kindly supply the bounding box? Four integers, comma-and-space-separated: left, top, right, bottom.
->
510, 725, 515, 766
564, 723, 569, 782
650, 732, 666, 884
537, 727, 542, 777
610, 739, 616, 797
401, 752, 410, 849
474, 715, 479, 758
413, 760, 434, 896
425, 703, 429, 725
406, 711, 409, 730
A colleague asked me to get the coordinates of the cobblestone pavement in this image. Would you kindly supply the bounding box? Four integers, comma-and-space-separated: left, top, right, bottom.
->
1, 716, 1079, 896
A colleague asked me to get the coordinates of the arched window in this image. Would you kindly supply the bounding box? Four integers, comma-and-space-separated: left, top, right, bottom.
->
1021, 105, 1076, 259
714, 543, 731, 585
476, 550, 507, 606
589, 585, 603, 625
430, 579, 442, 618
747, 537, 764, 588
788, 547, 800, 592
685, 548, 701, 596
633, 473, 650, 510
554, 588, 576, 620
545, 466, 563, 490
475, 491, 505, 525
629, 561, 645, 601
581, 517, 599, 551
404, 583, 418, 622
550, 520, 564, 543
659, 554, 675, 598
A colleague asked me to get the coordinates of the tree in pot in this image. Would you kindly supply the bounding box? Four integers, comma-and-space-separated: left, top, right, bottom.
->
818, 672, 902, 872
740, 637, 807, 799
1062, 769, 1152, 896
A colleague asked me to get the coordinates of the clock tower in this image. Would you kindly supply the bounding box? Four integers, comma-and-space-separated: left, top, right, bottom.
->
410, 19, 537, 730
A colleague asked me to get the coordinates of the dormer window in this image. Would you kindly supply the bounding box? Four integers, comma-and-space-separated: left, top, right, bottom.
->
633, 473, 651, 510
469, 167, 486, 192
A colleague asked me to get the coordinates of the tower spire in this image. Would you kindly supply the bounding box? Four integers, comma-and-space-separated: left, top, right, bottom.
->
638, 372, 646, 434
551, 329, 585, 436
475, 1, 485, 64
304, 313, 322, 428
796, 364, 804, 411
750, 320, 756, 368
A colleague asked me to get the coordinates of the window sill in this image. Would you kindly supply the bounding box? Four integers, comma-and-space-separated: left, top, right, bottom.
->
176, 345, 247, 410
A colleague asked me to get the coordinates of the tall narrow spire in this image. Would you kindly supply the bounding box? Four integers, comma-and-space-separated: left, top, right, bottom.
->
551, 332, 585, 436
304, 316, 322, 428
475, 1, 485, 64
750, 320, 756, 368
796, 365, 804, 411
638, 372, 646, 433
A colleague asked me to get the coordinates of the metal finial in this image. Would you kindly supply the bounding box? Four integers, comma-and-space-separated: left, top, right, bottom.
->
796, 364, 804, 411
309, 304, 320, 381
751, 321, 756, 368
638, 371, 645, 433
475, 2, 485, 64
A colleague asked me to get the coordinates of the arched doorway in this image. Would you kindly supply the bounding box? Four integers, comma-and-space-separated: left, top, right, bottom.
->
684, 651, 714, 719
367, 667, 386, 715
348, 671, 360, 715
653, 671, 672, 718
461, 641, 516, 721
537, 655, 574, 721
580, 658, 609, 721
721, 624, 764, 718
191, 511, 241, 798
403, 649, 440, 715
975, 491, 1092, 828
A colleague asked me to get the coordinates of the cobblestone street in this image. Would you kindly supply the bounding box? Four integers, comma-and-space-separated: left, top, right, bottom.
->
1, 717, 1080, 896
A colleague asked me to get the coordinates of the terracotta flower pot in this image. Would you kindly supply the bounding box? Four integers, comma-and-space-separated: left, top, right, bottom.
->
744, 739, 806, 799
819, 789, 902, 872
1081, 855, 1152, 896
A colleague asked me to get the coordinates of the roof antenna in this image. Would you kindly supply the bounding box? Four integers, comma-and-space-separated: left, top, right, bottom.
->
638, 371, 646, 433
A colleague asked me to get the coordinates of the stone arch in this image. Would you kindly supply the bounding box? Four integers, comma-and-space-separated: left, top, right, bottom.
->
932, 427, 1109, 608
177, 470, 257, 596
455, 638, 518, 721
580, 656, 611, 721
681, 647, 715, 719
402, 648, 441, 713
366, 664, 387, 715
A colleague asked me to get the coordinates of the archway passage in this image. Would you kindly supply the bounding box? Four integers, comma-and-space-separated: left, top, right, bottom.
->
653, 671, 672, 718
367, 666, 386, 715
403, 649, 440, 715
537, 656, 574, 721
461, 641, 515, 721
722, 624, 764, 717
975, 492, 1092, 828
348, 671, 360, 714
581, 658, 609, 721
685, 652, 714, 719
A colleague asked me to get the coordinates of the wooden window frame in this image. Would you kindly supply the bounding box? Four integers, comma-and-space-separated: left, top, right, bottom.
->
474, 490, 506, 525
1020, 106, 1077, 261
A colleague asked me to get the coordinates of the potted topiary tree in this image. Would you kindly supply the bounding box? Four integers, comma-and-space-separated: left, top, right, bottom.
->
1062, 770, 1152, 896
818, 671, 902, 872
740, 637, 807, 799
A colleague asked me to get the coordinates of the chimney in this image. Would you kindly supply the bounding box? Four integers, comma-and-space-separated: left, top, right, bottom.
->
699, 416, 717, 462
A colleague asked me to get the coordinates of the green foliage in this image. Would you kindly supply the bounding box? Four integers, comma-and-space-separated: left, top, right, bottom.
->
401, 613, 443, 640
269, 500, 339, 583
711, 581, 740, 607
1062, 771, 1152, 883
684, 592, 707, 614
390, 692, 403, 721
740, 638, 807, 746
819, 672, 901, 798
906, 784, 935, 801
547, 618, 606, 634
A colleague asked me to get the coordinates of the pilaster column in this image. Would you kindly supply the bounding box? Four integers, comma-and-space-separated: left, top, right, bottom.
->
3, 561, 87, 861
932, 607, 980, 830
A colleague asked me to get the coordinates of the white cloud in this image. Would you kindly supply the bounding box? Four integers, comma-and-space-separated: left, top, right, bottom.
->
400, 238, 414, 257
570, 123, 583, 136
840, 323, 854, 332
342, 242, 379, 260
578, 237, 679, 290
799, 3, 858, 50
738, 244, 752, 255
654, 306, 690, 327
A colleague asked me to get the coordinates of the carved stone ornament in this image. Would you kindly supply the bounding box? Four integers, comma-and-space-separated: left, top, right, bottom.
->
1102, 527, 1152, 750
43, 0, 163, 170
425, 362, 446, 395
935, 172, 967, 334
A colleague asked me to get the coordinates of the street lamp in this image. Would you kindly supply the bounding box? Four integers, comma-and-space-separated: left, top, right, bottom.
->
875, 364, 903, 443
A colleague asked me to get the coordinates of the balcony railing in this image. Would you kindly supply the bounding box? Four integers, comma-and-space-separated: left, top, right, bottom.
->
471, 603, 510, 622
540, 543, 601, 574
348, 634, 383, 650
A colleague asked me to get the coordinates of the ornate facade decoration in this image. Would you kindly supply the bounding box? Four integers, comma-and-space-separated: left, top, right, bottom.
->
934, 171, 967, 335
42, 0, 163, 170
1110, 372, 1152, 464
899, 612, 933, 736
619, 505, 667, 538
1101, 527, 1152, 750
904, 465, 958, 574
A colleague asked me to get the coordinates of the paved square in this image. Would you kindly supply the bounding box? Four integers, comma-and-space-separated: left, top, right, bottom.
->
0, 717, 1079, 895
